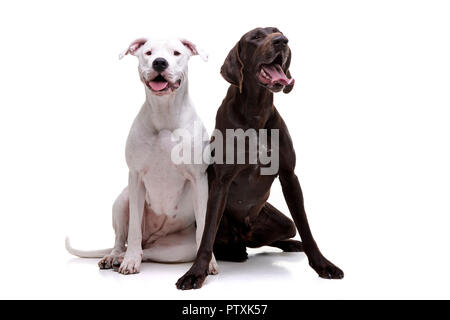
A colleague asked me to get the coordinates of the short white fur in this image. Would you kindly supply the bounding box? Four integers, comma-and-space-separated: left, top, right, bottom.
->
66, 37, 218, 276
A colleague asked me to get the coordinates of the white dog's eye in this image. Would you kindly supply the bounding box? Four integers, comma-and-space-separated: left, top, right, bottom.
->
145, 51, 152, 56
174, 51, 181, 56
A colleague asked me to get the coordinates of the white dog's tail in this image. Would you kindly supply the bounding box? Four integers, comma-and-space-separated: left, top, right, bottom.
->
65, 237, 112, 258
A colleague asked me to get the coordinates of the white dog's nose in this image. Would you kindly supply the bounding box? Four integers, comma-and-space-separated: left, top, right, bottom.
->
153, 58, 169, 73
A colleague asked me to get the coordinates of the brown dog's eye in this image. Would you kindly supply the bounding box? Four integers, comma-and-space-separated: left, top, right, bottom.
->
174, 51, 181, 56
145, 51, 152, 56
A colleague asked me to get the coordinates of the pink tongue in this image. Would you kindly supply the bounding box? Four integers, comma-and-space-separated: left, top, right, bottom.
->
149, 80, 168, 91
262, 64, 294, 86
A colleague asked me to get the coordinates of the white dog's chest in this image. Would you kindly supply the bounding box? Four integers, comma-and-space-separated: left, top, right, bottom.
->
127, 129, 192, 218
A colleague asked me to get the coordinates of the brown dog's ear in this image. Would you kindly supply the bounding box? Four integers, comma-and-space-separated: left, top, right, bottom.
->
283, 48, 295, 94
220, 42, 244, 93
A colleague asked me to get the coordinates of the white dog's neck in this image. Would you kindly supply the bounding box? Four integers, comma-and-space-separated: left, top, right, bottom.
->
141, 81, 193, 132
144, 81, 189, 111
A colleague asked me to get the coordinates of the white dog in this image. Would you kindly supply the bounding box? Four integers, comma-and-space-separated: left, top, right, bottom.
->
66, 37, 218, 276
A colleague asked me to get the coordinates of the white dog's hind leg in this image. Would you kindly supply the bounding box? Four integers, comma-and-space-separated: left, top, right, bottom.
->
99, 188, 129, 270
142, 225, 197, 263
111, 225, 198, 266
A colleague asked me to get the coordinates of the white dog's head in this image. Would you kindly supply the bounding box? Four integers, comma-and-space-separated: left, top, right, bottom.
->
120, 38, 207, 96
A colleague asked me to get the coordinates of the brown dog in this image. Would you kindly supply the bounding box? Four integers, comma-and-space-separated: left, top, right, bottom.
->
176, 27, 343, 290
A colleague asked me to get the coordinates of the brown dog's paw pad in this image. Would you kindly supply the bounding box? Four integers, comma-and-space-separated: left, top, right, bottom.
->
310, 258, 344, 280
176, 270, 208, 290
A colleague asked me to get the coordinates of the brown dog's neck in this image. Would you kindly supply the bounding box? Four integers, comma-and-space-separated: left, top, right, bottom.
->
229, 82, 274, 129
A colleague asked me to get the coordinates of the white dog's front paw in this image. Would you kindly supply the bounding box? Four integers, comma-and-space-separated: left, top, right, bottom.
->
208, 256, 219, 275
98, 252, 125, 270
118, 252, 142, 275
98, 255, 115, 270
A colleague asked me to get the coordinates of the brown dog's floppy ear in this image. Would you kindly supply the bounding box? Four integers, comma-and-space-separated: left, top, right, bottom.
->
220, 42, 244, 93
283, 48, 295, 94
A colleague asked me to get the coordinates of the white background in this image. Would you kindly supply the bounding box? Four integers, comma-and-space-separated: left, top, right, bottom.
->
0, 0, 449, 300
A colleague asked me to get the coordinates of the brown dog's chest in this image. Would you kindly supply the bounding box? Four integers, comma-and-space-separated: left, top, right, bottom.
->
225, 165, 277, 215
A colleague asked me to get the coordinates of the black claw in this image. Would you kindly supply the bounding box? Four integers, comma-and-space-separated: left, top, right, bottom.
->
193, 283, 197, 289
328, 273, 332, 279
181, 285, 185, 290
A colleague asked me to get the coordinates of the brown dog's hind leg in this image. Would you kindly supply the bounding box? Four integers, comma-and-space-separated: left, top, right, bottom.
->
213, 214, 248, 262
245, 202, 303, 252
214, 241, 248, 262
270, 240, 304, 252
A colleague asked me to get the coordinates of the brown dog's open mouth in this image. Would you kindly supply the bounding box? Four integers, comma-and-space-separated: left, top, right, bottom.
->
147, 74, 181, 95
258, 55, 294, 89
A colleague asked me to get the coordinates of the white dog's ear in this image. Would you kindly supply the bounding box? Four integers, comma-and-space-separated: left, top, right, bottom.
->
181, 39, 208, 62
119, 38, 148, 60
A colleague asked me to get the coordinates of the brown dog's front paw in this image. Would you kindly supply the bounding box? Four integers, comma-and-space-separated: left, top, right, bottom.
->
309, 256, 344, 280
176, 267, 208, 290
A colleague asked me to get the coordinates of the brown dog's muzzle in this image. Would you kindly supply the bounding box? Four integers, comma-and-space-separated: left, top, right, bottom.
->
261, 33, 289, 53
272, 34, 289, 50
257, 33, 294, 91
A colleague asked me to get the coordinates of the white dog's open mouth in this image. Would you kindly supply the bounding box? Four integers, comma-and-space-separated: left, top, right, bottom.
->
147, 74, 181, 95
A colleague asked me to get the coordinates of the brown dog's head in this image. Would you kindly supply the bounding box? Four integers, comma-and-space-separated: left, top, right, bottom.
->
221, 27, 295, 94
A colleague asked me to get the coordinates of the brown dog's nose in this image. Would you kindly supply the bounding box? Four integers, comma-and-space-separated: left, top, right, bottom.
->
273, 35, 289, 49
